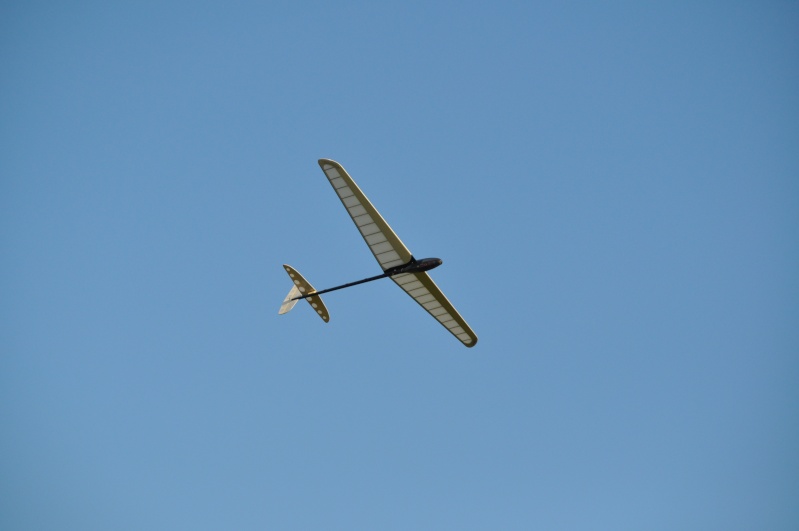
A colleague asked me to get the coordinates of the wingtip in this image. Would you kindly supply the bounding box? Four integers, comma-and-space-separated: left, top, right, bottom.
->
318, 158, 339, 168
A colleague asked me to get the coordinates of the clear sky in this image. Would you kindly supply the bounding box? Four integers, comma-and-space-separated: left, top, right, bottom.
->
2, 2, 797, 530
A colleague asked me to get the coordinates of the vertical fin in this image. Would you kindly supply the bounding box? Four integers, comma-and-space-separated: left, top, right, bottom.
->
279, 285, 301, 315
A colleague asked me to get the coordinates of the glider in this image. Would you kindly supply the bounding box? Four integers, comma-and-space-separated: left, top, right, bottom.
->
279, 159, 478, 347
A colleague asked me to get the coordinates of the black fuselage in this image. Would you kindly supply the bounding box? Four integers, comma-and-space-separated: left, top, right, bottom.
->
385, 257, 443, 275
291, 257, 443, 301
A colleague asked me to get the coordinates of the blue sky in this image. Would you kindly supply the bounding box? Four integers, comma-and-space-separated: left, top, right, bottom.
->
2, 2, 797, 529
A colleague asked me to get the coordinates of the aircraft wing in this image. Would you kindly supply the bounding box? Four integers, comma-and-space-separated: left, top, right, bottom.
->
318, 159, 413, 271
318, 158, 478, 347
390, 271, 478, 347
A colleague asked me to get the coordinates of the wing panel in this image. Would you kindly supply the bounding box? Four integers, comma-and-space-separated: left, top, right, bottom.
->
365, 233, 387, 245
318, 159, 414, 271
390, 272, 478, 347
359, 224, 381, 237
347, 205, 367, 217
370, 241, 394, 255
342, 195, 359, 208
353, 214, 373, 227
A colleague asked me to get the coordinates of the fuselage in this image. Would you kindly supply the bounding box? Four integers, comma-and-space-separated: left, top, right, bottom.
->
386, 257, 443, 276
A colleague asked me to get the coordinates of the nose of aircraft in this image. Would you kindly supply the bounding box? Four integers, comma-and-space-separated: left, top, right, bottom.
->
423, 257, 443, 271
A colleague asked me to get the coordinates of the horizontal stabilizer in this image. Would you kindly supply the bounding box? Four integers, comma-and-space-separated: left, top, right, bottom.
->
281, 264, 330, 322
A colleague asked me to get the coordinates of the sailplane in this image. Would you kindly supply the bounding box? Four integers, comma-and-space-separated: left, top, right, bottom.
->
279, 159, 478, 347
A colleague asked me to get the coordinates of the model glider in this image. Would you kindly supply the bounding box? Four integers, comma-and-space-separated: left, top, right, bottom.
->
279, 159, 478, 347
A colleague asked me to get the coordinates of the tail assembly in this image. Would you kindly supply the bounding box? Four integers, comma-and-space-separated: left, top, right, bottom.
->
278, 265, 330, 322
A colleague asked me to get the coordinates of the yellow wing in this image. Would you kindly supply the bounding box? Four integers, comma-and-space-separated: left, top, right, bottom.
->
317, 159, 477, 347
318, 159, 412, 271
391, 271, 478, 347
